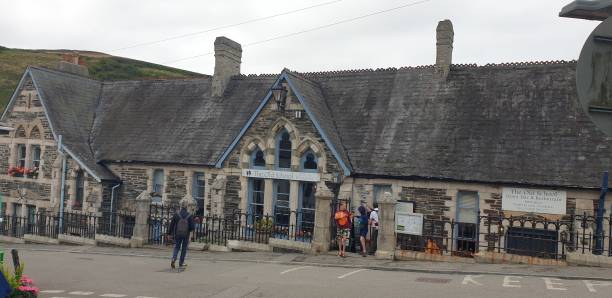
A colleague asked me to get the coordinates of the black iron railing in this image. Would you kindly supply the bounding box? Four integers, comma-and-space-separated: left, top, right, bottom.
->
97, 211, 135, 239
396, 212, 612, 260
0, 215, 26, 238
61, 211, 96, 239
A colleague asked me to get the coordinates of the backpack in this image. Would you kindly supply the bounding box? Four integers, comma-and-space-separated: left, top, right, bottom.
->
175, 214, 190, 237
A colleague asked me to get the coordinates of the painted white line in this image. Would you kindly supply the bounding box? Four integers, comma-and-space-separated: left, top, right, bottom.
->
280, 266, 311, 275
461, 275, 483, 286
100, 294, 127, 297
69, 291, 95, 295
583, 280, 612, 293
338, 269, 367, 279
41, 290, 66, 293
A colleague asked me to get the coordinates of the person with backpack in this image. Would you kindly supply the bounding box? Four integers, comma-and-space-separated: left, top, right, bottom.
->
167, 200, 195, 269
334, 202, 352, 258
357, 205, 370, 257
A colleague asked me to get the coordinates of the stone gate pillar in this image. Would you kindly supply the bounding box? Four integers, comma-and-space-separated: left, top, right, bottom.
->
376, 191, 396, 260
131, 191, 152, 248
311, 183, 334, 253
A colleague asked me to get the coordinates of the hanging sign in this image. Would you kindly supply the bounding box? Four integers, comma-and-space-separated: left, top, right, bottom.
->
502, 187, 566, 215
242, 169, 320, 182
395, 212, 423, 235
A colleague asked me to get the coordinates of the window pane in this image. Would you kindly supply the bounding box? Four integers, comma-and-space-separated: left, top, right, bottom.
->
249, 178, 265, 217
457, 191, 478, 224
75, 171, 84, 209
253, 150, 265, 167
303, 153, 317, 170
301, 183, 316, 210
17, 144, 26, 167
277, 131, 292, 168
374, 185, 392, 204
153, 169, 164, 194
31, 145, 41, 168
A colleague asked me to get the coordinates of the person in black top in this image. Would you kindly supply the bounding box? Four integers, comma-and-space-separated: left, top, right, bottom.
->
167, 199, 195, 269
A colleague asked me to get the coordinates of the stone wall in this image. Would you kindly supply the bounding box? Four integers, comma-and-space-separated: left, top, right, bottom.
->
225, 175, 240, 216
112, 166, 148, 210
0, 144, 8, 174
41, 146, 57, 179
166, 170, 187, 203
400, 186, 452, 221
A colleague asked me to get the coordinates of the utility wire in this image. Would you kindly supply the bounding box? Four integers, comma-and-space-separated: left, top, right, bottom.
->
163, 0, 433, 65
108, 0, 342, 52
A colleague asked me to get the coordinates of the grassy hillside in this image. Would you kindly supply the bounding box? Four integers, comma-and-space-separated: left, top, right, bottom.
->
0, 46, 204, 113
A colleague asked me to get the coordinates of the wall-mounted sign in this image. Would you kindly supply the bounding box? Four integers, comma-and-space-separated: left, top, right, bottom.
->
501, 187, 566, 215
241, 169, 320, 182
395, 212, 423, 235
396, 200, 414, 214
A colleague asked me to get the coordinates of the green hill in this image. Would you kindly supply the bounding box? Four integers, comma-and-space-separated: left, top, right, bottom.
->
0, 46, 205, 113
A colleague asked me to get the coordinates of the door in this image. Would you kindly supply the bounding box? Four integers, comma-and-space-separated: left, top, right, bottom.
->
455, 191, 479, 255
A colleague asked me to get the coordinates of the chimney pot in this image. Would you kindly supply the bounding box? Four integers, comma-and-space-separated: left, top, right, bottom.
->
436, 19, 454, 78
212, 36, 242, 97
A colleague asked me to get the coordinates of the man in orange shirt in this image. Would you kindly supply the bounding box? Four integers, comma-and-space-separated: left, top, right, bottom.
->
334, 202, 351, 257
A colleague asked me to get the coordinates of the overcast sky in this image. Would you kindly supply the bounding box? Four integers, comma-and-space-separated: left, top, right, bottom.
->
0, 0, 601, 75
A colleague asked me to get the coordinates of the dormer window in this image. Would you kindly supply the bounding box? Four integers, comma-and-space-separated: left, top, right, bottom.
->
276, 130, 291, 169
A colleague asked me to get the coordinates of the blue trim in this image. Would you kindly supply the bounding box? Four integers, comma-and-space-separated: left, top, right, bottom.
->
214, 86, 276, 168
1, 69, 30, 121
215, 71, 352, 176
282, 73, 351, 176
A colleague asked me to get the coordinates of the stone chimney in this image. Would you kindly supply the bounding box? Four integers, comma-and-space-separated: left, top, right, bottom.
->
435, 20, 454, 78
55, 52, 89, 77
212, 36, 242, 97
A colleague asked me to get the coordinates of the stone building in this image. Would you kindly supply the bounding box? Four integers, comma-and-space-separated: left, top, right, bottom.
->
1, 20, 611, 250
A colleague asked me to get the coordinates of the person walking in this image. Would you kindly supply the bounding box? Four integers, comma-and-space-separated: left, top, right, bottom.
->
368, 203, 379, 255
168, 200, 195, 269
357, 205, 369, 257
334, 202, 351, 258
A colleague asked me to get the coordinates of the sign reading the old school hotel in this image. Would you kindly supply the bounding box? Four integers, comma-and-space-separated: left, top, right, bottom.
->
502, 187, 566, 215
242, 169, 320, 182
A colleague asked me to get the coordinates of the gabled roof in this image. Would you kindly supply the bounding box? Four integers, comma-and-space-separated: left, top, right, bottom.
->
216, 70, 352, 175
5, 60, 612, 189
6, 67, 116, 181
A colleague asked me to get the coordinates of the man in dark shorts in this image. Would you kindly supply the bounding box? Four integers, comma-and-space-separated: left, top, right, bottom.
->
357, 205, 369, 257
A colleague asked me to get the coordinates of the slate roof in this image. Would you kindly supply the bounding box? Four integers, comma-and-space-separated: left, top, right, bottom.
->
12, 61, 612, 188
28, 67, 116, 180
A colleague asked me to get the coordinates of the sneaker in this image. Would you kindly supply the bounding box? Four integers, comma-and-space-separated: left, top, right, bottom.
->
171, 260, 176, 269
179, 263, 188, 268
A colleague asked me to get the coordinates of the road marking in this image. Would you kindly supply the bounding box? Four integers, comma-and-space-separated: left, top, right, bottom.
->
100, 294, 127, 297
41, 290, 66, 293
69, 291, 95, 295
338, 269, 367, 279
583, 280, 612, 293
280, 266, 311, 275
461, 275, 483, 286
502, 276, 522, 288
543, 278, 567, 291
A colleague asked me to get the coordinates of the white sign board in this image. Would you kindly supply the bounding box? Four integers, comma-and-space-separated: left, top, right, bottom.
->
396, 201, 414, 214
395, 213, 423, 235
241, 169, 320, 182
502, 187, 566, 215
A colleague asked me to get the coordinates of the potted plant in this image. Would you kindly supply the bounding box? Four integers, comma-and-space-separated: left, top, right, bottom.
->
1, 264, 39, 297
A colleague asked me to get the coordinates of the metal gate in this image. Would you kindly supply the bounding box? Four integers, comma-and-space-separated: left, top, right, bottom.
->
505, 227, 558, 259
148, 204, 179, 245
329, 198, 355, 252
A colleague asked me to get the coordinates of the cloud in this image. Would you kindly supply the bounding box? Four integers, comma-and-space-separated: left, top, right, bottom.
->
0, 0, 599, 75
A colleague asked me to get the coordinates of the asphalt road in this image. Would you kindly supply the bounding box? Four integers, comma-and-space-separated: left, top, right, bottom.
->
14, 249, 612, 298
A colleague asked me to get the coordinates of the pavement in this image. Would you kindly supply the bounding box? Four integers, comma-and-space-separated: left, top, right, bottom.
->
3, 243, 612, 298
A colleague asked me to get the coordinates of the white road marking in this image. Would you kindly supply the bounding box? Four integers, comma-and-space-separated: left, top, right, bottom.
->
543, 277, 567, 291
280, 266, 311, 275
502, 276, 522, 288
69, 291, 95, 295
41, 290, 66, 293
583, 280, 612, 293
100, 294, 127, 297
338, 269, 367, 279
461, 275, 483, 286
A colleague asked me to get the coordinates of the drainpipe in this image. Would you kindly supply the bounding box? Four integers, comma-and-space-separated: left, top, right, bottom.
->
58, 135, 67, 234
109, 182, 121, 230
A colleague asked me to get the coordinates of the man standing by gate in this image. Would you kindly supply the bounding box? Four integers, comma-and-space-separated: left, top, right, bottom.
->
168, 199, 194, 269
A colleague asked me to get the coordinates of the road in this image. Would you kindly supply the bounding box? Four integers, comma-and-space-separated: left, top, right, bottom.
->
10, 249, 612, 298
